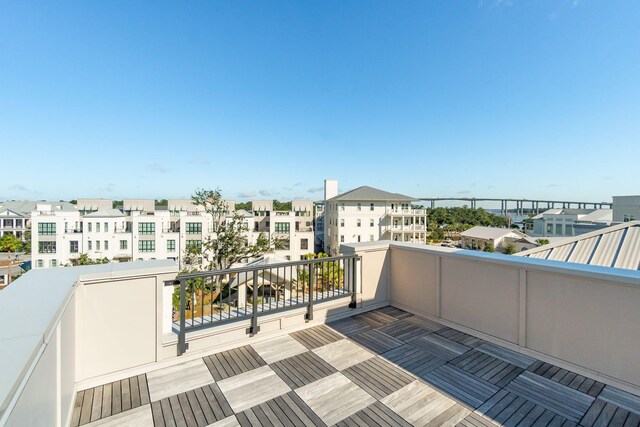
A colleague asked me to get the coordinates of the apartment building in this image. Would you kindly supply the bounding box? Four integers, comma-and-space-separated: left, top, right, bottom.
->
30, 197, 316, 268
30, 201, 81, 268
323, 180, 428, 256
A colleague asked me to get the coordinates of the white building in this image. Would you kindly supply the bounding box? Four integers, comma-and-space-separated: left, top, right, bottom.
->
31, 202, 82, 268
460, 226, 538, 253
612, 195, 640, 223
30, 197, 316, 269
323, 180, 428, 256
525, 208, 612, 238
0, 201, 34, 240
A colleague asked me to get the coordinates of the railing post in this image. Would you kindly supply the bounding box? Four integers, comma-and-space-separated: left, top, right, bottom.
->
306, 262, 314, 321
177, 279, 187, 356
349, 257, 357, 309
247, 270, 260, 335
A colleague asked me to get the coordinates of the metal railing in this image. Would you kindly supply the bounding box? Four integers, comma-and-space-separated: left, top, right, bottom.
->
166, 254, 359, 355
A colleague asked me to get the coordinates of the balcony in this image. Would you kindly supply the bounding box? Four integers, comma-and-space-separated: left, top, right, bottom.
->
388, 224, 427, 232
388, 208, 427, 216
1, 243, 639, 426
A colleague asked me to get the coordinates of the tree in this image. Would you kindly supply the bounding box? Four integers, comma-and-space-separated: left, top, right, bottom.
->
483, 242, 495, 253
235, 201, 252, 211
0, 234, 22, 253
273, 200, 292, 211
186, 188, 270, 271
429, 228, 445, 241
68, 253, 110, 266
503, 243, 517, 255
536, 239, 550, 246
22, 230, 31, 253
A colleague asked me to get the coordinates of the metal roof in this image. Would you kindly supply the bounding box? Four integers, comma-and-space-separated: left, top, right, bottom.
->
460, 226, 534, 242
328, 186, 416, 202
83, 209, 125, 218
517, 221, 640, 270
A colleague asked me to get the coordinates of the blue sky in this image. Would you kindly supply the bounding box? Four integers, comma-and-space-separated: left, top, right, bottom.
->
1, 0, 638, 203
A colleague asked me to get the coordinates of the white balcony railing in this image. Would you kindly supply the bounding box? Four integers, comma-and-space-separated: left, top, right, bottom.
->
388, 224, 427, 231
388, 208, 427, 215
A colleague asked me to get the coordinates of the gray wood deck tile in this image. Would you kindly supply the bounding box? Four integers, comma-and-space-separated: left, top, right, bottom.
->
71, 375, 151, 426
456, 412, 500, 427
337, 401, 413, 427
450, 349, 524, 388
312, 339, 375, 370
290, 325, 343, 349
404, 315, 445, 333
528, 361, 606, 398
377, 306, 413, 320
422, 365, 500, 409
599, 386, 640, 415
327, 317, 372, 337
381, 343, 447, 377
350, 329, 404, 354
436, 327, 484, 348
342, 357, 415, 399
204, 345, 267, 381
377, 319, 433, 341
218, 366, 291, 413
409, 333, 471, 361
152, 383, 233, 427
505, 371, 594, 422
295, 372, 375, 426
382, 380, 468, 426
271, 351, 336, 389
238, 391, 326, 427
476, 342, 536, 369
353, 310, 398, 328
148, 359, 214, 402
84, 404, 153, 426
250, 334, 308, 364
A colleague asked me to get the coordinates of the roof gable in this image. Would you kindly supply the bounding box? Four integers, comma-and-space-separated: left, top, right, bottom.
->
329, 186, 416, 202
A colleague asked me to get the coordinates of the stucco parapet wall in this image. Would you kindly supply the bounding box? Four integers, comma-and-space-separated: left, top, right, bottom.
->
0, 260, 178, 420
341, 241, 640, 287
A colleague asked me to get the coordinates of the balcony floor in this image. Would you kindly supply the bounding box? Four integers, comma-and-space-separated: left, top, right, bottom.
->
71, 306, 640, 427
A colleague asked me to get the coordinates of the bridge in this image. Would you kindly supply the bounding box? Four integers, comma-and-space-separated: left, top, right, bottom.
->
417, 197, 612, 216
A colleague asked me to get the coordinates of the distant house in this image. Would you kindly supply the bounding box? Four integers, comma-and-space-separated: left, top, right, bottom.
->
525, 208, 612, 238
517, 220, 640, 270
460, 226, 538, 253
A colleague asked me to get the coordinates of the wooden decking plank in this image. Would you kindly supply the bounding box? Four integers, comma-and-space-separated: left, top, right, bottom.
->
138, 374, 151, 405
169, 395, 187, 427
186, 390, 207, 427
280, 392, 319, 427
90, 385, 103, 422
609, 408, 632, 427
193, 387, 215, 425
258, 401, 286, 427
476, 342, 536, 369
111, 380, 122, 415
242, 406, 263, 427
202, 383, 225, 421
505, 378, 587, 422
213, 352, 236, 379
71, 390, 84, 427
514, 404, 547, 427
492, 396, 527, 425
101, 382, 112, 419
591, 402, 619, 427
623, 412, 640, 427
160, 397, 177, 427
235, 412, 253, 427
151, 401, 166, 427
177, 393, 197, 427
121, 377, 132, 412
484, 392, 519, 420
328, 317, 372, 336
530, 409, 557, 427
79, 387, 94, 426
350, 329, 403, 354
286, 390, 327, 427
577, 398, 606, 426
210, 382, 234, 417
476, 389, 510, 416
130, 375, 141, 408
599, 386, 640, 414
268, 396, 298, 427
229, 347, 250, 373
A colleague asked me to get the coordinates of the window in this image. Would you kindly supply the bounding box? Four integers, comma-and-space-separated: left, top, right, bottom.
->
96, 240, 101, 250
300, 238, 308, 250
104, 222, 108, 232
70, 241, 79, 253
370, 219, 374, 227
275, 222, 290, 233
88, 222, 92, 232
120, 240, 128, 250
37, 260, 43, 268
38, 241, 56, 253
186, 223, 202, 234
370, 235, 374, 241
357, 219, 361, 227
104, 240, 109, 250
357, 203, 362, 211
16, 219, 23, 227
555, 224, 563, 235
167, 240, 176, 252
340, 219, 345, 227
370, 203, 374, 211
186, 240, 202, 253
546, 223, 553, 234
138, 240, 156, 252
88, 240, 92, 250
340, 235, 344, 243
340, 203, 345, 211
38, 223, 56, 235
357, 235, 361, 242
50, 259, 57, 268
96, 222, 100, 232
565, 224, 573, 236
139, 222, 155, 235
